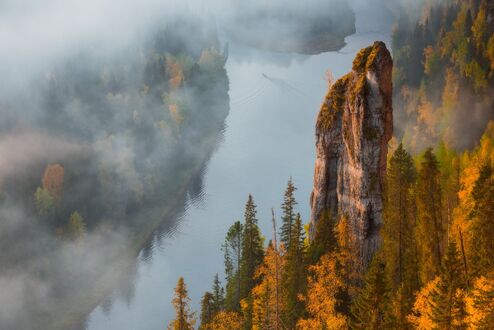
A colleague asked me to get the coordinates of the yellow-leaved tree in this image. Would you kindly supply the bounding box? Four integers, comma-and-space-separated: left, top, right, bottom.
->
250, 243, 285, 330
203, 311, 243, 330
297, 252, 347, 330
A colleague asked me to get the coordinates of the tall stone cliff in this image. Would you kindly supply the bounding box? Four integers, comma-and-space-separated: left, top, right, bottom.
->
310, 41, 393, 268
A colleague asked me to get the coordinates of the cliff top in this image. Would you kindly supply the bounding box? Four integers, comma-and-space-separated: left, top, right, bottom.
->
317, 41, 392, 130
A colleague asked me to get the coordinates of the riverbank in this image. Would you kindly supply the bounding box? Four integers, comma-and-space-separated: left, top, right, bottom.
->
51, 117, 228, 330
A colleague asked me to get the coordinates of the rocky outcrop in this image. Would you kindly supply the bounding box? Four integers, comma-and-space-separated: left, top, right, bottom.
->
310, 41, 393, 268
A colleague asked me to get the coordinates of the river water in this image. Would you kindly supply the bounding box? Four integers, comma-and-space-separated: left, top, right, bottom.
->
87, 2, 393, 329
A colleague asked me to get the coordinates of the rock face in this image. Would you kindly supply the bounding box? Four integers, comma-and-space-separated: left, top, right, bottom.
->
310, 41, 393, 268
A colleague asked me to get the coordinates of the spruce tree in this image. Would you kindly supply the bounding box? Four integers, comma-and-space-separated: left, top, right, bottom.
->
308, 211, 337, 264
199, 292, 214, 329
169, 277, 196, 330
282, 213, 307, 329
222, 221, 243, 311
350, 257, 396, 330
417, 148, 445, 282
280, 178, 297, 249
431, 241, 468, 329
469, 162, 494, 276
212, 273, 225, 315
383, 144, 420, 326
239, 195, 264, 329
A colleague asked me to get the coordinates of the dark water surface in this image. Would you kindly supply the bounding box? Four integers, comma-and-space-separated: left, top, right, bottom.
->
87, 2, 393, 328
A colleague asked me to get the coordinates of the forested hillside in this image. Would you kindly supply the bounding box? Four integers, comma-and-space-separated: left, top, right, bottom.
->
0, 15, 229, 330
392, 0, 494, 150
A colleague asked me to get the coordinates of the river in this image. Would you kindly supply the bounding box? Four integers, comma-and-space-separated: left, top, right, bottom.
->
87, 2, 393, 328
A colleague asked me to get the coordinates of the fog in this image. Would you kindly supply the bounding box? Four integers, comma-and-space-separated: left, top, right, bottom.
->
0, 0, 354, 327
0, 0, 428, 329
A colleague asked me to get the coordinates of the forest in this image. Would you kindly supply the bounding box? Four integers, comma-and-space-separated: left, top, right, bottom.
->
0, 13, 230, 329
168, 1, 494, 329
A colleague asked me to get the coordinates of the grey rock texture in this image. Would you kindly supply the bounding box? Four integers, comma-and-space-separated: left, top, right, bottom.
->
310, 41, 393, 268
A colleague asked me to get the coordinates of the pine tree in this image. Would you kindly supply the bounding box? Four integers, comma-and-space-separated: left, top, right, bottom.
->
200, 292, 214, 330
169, 277, 196, 330
280, 178, 297, 249
469, 162, 494, 276
239, 195, 264, 329
282, 213, 307, 329
200, 276, 225, 330
469, 274, 494, 329
430, 241, 468, 329
350, 257, 396, 330
383, 144, 420, 326
417, 148, 445, 282
308, 211, 337, 264
334, 216, 361, 316
212, 274, 225, 315
222, 221, 243, 311
68, 211, 86, 241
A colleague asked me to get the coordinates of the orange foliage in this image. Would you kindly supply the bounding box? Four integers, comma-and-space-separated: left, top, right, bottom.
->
251, 244, 285, 330
42, 164, 64, 199
166, 55, 184, 89
297, 253, 347, 330
453, 122, 494, 251
466, 274, 494, 328
204, 311, 243, 330
169, 103, 184, 125
407, 277, 440, 329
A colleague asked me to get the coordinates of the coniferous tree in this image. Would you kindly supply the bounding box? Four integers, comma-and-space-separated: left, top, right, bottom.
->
350, 257, 396, 330
308, 211, 337, 264
200, 292, 215, 330
282, 213, 306, 329
280, 178, 297, 248
239, 195, 264, 329
469, 274, 494, 329
68, 211, 86, 241
417, 148, 445, 282
383, 144, 420, 326
298, 252, 348, 330
430, 241, 468, 329
169, 277, 196, 330
222, 221, 243, 311
469, 162, 494, 276
251, 243, 285, 330
212, 274, 225, 315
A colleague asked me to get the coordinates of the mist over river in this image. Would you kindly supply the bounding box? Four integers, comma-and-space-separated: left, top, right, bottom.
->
87, 2, 393, 328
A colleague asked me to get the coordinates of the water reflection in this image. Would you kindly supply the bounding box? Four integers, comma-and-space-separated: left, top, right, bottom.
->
87, 1, 393, 328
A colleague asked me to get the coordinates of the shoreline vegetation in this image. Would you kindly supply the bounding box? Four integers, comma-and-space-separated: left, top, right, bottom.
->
0, 15, 230, 329
223, 0, 356, 54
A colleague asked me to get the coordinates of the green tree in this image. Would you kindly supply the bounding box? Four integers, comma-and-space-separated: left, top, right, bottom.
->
222, 221, 243, 311
350, 257, 396, 330
282, 213, 307, 329
430, 241, 468, 329
416, 148, 445, 282
200, 292, 214, 329
68, 211, 86, 241
169, 277, 196, 330
239, 195, 264, 329
212, 273, 225, 315
280, 178, 297, 249
383, 144, 420, 326
469, 162, 494, 276
34, 187, 54, 218
200, 275, 225, 330
308, 211, 337, 264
